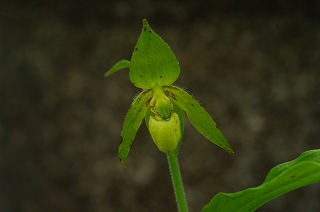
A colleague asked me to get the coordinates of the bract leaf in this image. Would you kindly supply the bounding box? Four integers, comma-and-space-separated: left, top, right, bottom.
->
201, 149, 320, 212
130, 19, 180, 89
104, 60, 130, 77
163, 85, 233, 154
119, 89, 153, 166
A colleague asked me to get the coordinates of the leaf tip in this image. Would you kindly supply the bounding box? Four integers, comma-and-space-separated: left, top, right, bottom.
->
142, 19, 149, 27
119, 156, 127, 167
228, 148, 235, 154
223, 144, 234, 154
104, 60, 131, 78
104, 72, 111, 77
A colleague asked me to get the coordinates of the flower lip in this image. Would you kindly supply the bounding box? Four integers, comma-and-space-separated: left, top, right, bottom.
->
149, 112, 181, 153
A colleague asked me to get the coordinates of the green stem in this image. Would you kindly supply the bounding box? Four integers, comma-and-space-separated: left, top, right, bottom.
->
167, 153, 189, 212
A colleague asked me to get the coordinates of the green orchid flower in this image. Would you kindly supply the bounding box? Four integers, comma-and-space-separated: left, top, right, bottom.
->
105, 19, 233, 166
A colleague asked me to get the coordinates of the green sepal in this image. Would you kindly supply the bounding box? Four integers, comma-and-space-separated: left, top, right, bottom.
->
130, 19, 180, 89
119, 89, 153, 166
163, 85, 233, 154
104, 60, 130, 77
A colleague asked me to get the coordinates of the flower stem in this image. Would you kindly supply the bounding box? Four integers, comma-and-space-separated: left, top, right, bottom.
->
167, 153, 189, 212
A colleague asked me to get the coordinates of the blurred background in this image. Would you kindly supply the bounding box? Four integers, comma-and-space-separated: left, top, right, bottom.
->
1, 0, 320, 211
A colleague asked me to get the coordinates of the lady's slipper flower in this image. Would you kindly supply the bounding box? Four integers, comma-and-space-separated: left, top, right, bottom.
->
105, 19, 233, 166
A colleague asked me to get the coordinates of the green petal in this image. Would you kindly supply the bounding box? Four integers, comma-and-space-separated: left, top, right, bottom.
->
104, 60, 130, 77
130, 19, 180, 89
119, 89, 153, 166
163, 85, 233, 154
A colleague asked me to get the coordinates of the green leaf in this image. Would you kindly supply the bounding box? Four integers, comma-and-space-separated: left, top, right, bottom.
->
130, 19, 180, 89
104, 60, 130, 77
201, 149, 320, 212
119, 89, 153, 166
163, 85, 233, 154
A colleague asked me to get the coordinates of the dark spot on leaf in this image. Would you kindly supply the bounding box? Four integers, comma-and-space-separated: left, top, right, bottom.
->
135, 47, 138, 51
160, 76, 162, 78
143, 27, 147, 31
135, 94, 143, 103
170, 86, 179, 90
140, 75, 142, 78
290, 175, 296, 178
191, 103, 194, 107
146, 97, 152, 106
149, 30, 152, 33
165, 92, 177, 101
171, 95, 177, 101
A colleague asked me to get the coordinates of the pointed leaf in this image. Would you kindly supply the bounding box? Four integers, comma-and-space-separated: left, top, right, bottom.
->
130, 19, 180, 89
202, 149, 320, 212
119, 89, 153, 166
104, 60, 130, 77
163, 85, 233, 153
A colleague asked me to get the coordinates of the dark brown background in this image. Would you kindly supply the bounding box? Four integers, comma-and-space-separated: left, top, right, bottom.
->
1, 0, 320, 211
